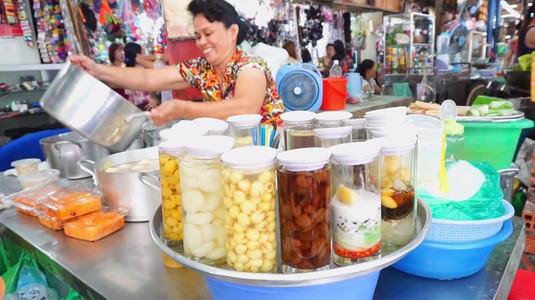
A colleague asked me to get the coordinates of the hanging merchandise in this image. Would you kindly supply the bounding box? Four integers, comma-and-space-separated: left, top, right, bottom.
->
2, 0, 17, 24
34, 0, 69, 63
298, 5, 323, 48
343, 12, 350, 44
17, 0, 33, 46
351, 14, 369, 51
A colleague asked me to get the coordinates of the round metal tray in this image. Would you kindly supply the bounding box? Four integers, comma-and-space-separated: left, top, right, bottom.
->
149, 199, 431, 287
457, 111, 525, 122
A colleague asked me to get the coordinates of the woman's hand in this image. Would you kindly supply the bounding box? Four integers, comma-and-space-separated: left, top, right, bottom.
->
149, 100, 183, 126
69, 55, 100, 77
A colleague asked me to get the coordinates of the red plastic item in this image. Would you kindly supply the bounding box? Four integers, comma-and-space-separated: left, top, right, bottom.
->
321, 78, 348, 110
508, 269, 535, 300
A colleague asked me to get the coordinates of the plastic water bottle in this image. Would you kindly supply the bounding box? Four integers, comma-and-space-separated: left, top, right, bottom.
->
329, 60, 343, 78
444, 119, 464, 162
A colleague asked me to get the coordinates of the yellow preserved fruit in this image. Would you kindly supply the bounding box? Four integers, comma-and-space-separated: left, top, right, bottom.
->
223, 168, 277, 273
160, 153, 183, 242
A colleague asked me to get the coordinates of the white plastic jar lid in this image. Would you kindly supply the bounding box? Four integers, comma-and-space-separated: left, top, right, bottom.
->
226, 114, 262, 128
329, 141, 380, 165
343, 118, 367, 129
313, 126, 353, 139
159, 126, 209, 142
315, 111, 352, 124
373, 135, 417, 156
221, 146, 277, 169
406, 114, 444, 139
159, 140, 186, 156
192, 117, 229, 133
171, 120, 192, 130
277, 147, 331, 172
185, 136, 235, 159
280, 111, 317, 124
364, 106, 408, 119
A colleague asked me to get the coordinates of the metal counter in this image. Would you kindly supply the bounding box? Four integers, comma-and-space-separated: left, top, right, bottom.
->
338, 95, 414, 118
0, 174, 525, 300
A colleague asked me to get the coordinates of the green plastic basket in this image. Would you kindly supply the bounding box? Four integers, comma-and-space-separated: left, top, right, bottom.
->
459, 119, 533, 170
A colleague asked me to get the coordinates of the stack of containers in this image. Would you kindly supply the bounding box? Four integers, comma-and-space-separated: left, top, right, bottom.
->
226, 114, 262, 148
364, 107, 409, 139
180, 136, 235, 264
280, 111, 317, 150
343, 118, 367, 142
221, 146, 278, 273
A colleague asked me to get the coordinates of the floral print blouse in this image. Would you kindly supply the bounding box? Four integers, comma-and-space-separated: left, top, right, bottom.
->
177, 50, 284, 126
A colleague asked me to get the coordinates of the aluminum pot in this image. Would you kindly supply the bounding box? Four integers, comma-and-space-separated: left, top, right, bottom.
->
79, 147, 160, 222
39, 61, 149, 153
40, 131, 109, 179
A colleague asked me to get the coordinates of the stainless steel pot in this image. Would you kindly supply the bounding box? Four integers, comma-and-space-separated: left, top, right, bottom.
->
39, 61, 149, 153
79, 147, 160, 222
40, 131, 109, 179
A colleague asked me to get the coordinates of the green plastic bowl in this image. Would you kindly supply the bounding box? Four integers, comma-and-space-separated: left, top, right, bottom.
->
459, 119, 533, 170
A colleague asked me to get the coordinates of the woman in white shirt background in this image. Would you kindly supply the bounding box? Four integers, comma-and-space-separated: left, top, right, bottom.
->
357, 59, 381, 95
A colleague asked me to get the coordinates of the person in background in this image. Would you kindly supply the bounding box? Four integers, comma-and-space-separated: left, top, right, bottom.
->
318, 43, 335, 72
107, 43, 127, 99
504, 21, 520, 69
301, 48, 312, 63
326, 40, 353, 76
517, 4, 535, 57
282, 40, 299, 63
69, 0, 284, 126
123, 42, 152, 111
357, 59, 381, 95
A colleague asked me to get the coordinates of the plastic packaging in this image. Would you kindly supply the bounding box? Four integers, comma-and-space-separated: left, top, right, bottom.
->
180, 136, 234, 264
313, 126, 352, 148
18, 169, 60, 189
226, 114, 262, 147
280, 111, 316, 150
329, 141, 382, 265
11, 158, 40, 176
9, 183, 63, 216
63, 210, 126, 241
221, 146, 277, 273
329, 60, 343, 78
276, 148, 331, 273
41, 188, 101, 221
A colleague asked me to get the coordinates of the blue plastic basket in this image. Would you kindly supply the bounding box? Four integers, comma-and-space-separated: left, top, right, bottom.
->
205, 271, 380, 300
392, 220, 513, 280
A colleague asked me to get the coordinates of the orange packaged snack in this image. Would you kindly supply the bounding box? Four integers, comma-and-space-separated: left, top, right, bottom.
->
43, 191, 102, 221
38, 214, 63, 231
63, 210, 125, 241
12, 185, 62, 216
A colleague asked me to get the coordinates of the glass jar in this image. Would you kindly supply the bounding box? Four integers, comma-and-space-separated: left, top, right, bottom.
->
315, 111, 353, 128
276, 148, 331, 273
375, 135, 417, 251
159, 141, 186, 247
329, 141, 382, 265
343, 118, 367, 142
180, 136, 235, 265
221, 146, 278, 273
226, 114, 262, 147
280, 111, 316, 150
313, 126, 352, 148
192, 117, 229, 136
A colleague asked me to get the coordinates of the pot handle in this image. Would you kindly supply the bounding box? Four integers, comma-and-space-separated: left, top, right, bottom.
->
78, 160, 97, 185
54, 141, 85, 157
126, 111, 150, 123
138, 172, 161, 193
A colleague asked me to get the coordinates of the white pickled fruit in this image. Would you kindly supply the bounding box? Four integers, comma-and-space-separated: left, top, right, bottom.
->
200, 223, 215, 241
183, 223, 202, 249
182, 190, 205, 213
186, 212, 213, 225
206, 247, 226, 260
191, 241, 214, 258
199, 169, 222, 193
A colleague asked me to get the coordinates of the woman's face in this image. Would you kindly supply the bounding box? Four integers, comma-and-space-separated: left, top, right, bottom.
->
114, 47, 124, 64
194, 14, 238, 66
366, 67, 376, 79
326, 46, 335, 58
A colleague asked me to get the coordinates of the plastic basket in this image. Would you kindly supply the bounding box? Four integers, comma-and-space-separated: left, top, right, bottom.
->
425, 200, 514, 243
460, 119, 533, 170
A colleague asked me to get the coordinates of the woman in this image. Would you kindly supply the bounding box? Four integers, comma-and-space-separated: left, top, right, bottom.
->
517, 4, 535, 57
69, 0, 284, 126
325, 40, 353, 77
123, 42, 152, 111
319, 43, 334, 71
357, 59, 380, 95
107, 43, 127, 99
301, 48, 312, 63
282, 40, 299, 63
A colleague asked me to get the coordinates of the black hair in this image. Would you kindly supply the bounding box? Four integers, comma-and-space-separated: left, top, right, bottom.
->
331, 40, 346, 63
301, 49, 312, 63
326, 43, 335, 50
124, 43, 141, 67
108, 43, 122, 64
518, 2, 535, 54
356, 59, 375, 79
188, 0, 248, 45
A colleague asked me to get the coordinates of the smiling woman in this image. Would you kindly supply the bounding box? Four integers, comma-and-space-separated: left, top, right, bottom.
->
68, 0, 284, 126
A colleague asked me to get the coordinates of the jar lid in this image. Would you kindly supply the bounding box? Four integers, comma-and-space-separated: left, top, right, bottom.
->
159, 140, 186, 156
159, 126, 209, 142
280, 111, 316, 123
373, 135, 417, 156
221, 146, 277, 169
313, 126, 353, 139
185, 136, 235, 159
277, 147, 331, 172
315, 111, 352, 124
330, 141, 380, 165
192, 117, 229, 134
226, 114, 262, 128
364, 106, 408, 119
343, 118, 367, 129
171, 119, 192, 130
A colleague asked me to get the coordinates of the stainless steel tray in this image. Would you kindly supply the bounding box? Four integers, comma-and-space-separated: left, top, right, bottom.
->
149, 199, 431, 287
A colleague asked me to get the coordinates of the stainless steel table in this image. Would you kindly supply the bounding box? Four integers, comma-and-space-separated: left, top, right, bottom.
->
0, 174, 525, 300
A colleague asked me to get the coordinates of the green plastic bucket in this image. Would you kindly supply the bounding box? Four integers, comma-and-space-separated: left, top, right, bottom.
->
459, 118, 533, 170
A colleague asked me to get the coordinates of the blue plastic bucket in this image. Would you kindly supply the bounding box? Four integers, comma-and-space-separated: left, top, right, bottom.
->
205, 271, 380, 300
392, 220, 513, 280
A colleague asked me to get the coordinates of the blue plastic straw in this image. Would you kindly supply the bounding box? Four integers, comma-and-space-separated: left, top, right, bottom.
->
260, 126, 266, 146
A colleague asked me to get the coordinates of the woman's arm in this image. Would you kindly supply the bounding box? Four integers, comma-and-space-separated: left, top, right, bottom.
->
526, 28, 535, 48
150, 68, 267, 125
69, 55, 190, 91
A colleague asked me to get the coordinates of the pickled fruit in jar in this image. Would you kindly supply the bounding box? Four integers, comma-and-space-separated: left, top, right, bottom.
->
277, 166, 331, 271
223, 169, 277, 273
380, 154, 414, 221
160, 153, 183, 242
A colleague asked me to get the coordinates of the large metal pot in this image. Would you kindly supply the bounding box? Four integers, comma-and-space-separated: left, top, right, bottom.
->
40, 132, 109, 179
39, 61, 149, 153
79, 147, 160, 222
